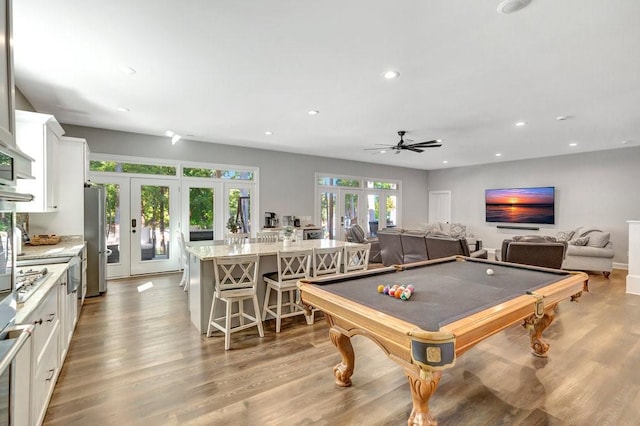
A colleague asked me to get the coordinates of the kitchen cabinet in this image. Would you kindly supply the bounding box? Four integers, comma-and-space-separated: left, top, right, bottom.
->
23, 279, 61, 426
58, 271, 76, 365
0, 0, 16, 149
15, 110, 64, 212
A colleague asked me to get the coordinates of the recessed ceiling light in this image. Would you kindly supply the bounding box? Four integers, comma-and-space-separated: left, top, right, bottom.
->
497, 0, 531, 15
556, 115, 569, 121
308, 110, 319, 115
495, 153, 502, 157
116, 107, 130, 112
442, 160, 448, 164
264, 131, 273, 136
380, 150, 386, 154
119, 65, 137, 75
569, 142, 578, 147
165, 130, 174, 137
171, 134, 181, 145
383, 70, 400, 80
515, 121, 527, 127
621, 140, 629, 145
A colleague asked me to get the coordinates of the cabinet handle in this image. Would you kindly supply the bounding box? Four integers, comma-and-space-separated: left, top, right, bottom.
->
34, 319, 43, 325
46, 313, 55, 322
45, 369, 55, 382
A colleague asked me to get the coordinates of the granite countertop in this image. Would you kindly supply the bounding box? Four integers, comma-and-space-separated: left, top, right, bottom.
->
15, 262, 69, 324
186, 239, 358, 261
18, 240, 86, 261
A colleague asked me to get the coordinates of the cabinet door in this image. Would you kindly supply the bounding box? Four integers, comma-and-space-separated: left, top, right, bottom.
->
45, 125, 60, 209
0, 0, 15, 148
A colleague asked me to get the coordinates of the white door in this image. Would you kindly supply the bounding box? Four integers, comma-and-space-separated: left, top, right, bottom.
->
130, 178, 180, 275
429, 190, 451, 224
91, 176, 180, 277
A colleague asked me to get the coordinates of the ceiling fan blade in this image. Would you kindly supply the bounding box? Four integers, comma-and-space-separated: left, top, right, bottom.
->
421, 144, 442, 148
409, 140, 441, 147
406, 147, 424, 153
364, 146, 393, 151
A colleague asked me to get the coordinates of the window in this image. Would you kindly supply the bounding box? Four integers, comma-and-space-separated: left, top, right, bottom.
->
90, 160, 176, 176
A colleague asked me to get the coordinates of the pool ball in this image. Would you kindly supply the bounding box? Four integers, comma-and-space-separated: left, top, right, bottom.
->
377, 284, 385, 293
388, 288, 396, 297
486, 268, 495, 276
383, 285, 390, 295
395, 289, 402, 298
401, 289, 412, 300
406, 284, 415, 293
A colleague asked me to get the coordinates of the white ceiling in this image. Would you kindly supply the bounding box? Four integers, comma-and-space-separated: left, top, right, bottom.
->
12, 0, 640, 170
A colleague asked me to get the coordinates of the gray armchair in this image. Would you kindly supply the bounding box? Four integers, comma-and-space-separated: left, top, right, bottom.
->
378, 228, 404, 266
346, 224, 381, 263
503, 240, 567, 269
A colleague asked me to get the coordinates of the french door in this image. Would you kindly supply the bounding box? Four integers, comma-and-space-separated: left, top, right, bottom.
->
318, 189, 363, 240
92, 176, 180, 278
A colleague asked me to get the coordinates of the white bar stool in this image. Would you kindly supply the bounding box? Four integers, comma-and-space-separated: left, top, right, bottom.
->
262, 249, 312, 333
207, 254, 264, 350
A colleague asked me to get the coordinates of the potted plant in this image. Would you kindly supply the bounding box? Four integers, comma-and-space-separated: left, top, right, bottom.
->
226, 217, 239, 233
283, 225, 294, 246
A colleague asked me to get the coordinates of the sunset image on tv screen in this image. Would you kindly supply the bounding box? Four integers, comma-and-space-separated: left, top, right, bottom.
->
485, 187, 554, 224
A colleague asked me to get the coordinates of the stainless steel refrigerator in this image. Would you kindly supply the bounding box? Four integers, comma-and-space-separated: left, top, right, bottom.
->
84, 185, 107, 296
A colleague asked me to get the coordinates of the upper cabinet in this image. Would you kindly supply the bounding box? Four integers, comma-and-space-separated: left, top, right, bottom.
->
15, 110, 64, 212
0, 0, 15, 149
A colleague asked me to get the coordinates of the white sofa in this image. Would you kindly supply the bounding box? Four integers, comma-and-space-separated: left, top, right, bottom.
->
560, 227, 614, 277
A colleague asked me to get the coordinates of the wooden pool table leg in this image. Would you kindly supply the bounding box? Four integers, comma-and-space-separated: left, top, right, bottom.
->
405, 369, 441, 426
524, 303, 557, 357
329, 326, 355, 387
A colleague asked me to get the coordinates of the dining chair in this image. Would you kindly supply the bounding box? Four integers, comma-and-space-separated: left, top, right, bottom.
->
177, 230, 189, 292
262, 249, 313, 333
343, 243, 370, 273
207, 254, 264, 350
226, 232, 250, 245
256, 230, 279, 244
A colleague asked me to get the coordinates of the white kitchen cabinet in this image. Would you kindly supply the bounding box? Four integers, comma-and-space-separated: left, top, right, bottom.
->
30, 136, 87, 235
15, 110, 64, 212
22, 278, 61, 426
58, 271, 76, 365
0, 0, 16, 149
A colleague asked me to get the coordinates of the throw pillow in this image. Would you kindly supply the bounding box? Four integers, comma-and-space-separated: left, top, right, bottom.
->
570, 236, 590, 246
449, 223, 466, 238
556, 230, 575, 242
586, 231, 610, 248
439, 222, 451, 235
350, 224, 366, 243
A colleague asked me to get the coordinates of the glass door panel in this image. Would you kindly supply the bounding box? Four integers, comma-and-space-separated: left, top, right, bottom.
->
385, 195, 398, 228
319, 191, 337, 239
226, 185, 253, 234
367, 194, 380, 237
189, 186, 214, 241
340, 190, 362, 241
130, 178, 179, 275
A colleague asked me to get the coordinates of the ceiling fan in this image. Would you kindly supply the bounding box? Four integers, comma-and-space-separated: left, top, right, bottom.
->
366, 131, 442, 154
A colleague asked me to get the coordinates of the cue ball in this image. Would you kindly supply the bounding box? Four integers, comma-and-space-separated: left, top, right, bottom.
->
486, 268, 495, 275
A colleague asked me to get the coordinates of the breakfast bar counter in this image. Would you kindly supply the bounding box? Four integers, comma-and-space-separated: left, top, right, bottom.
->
186, 239, 358, 333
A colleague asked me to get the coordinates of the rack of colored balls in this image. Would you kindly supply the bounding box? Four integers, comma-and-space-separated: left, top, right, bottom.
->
377, 284, 415, 300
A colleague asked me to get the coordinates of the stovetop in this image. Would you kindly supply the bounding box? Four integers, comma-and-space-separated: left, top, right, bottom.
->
16, 267, 49, 304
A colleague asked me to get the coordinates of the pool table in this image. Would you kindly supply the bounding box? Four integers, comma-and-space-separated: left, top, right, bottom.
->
298, 256, 589, 426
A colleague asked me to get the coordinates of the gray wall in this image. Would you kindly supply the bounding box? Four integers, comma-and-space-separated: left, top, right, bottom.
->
427, 146, 640, 266
62, 124, 429, 227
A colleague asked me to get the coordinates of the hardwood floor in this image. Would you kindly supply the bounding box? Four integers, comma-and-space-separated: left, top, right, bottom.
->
43, 269, 640, 425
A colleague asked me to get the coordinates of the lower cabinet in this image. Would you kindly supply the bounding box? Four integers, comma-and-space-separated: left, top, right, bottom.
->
19, 270, 66, 426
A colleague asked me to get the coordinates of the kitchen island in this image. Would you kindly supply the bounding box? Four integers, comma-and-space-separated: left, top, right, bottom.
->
186, 239, 359, 333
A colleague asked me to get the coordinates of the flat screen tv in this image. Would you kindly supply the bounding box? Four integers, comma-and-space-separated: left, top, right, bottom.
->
485, 186, 555, 224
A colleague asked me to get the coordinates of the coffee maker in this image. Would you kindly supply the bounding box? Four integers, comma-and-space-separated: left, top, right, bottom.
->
264, 212, 277, 228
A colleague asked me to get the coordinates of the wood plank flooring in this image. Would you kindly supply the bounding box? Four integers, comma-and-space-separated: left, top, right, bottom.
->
43, 269, 640, 425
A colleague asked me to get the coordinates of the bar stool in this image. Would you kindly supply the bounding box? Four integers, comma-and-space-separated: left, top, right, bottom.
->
226, 232, 250, 245
207, 254, 264, 350
344, 243, 370, 273
177, 230, 189, 292
262, 249, 312, 333
307, 246, 343, 324
256, 230, 279, 244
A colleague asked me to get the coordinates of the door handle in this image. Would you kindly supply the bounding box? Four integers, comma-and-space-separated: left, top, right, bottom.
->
132, 219, 137, 233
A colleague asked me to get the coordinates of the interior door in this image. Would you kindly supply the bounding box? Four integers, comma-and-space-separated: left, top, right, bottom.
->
130, 178, 180, 275
429, 190, 451, 224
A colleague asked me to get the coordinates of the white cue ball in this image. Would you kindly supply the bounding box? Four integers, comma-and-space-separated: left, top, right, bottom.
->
486, 268, 495, 276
